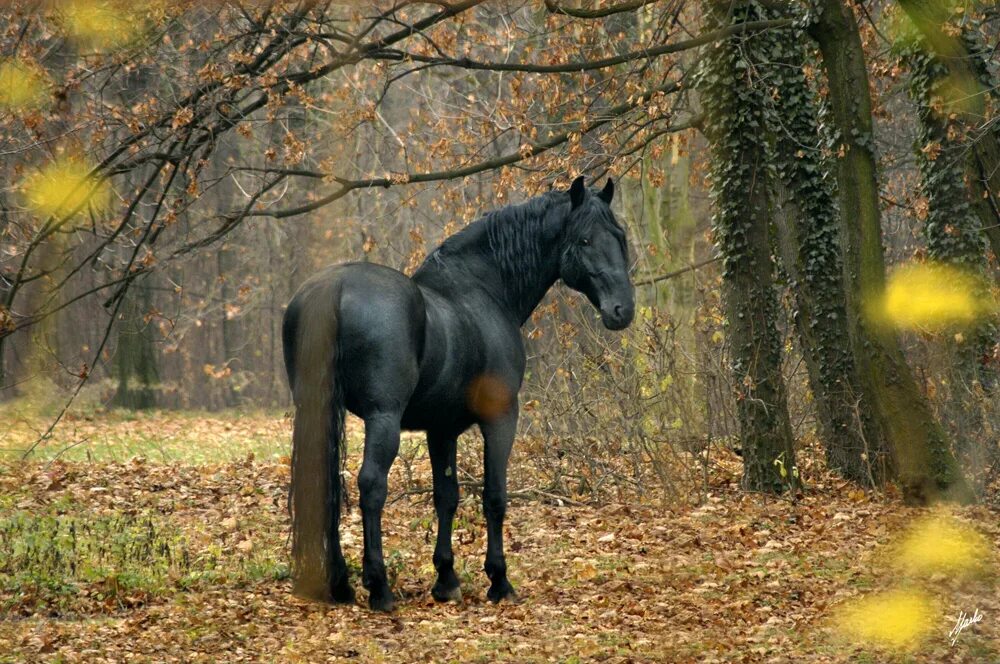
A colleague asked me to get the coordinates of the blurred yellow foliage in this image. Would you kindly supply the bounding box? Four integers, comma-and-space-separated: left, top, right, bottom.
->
894, 513, 991, 578
834, 589, 936, 652
0, 59, 49, 110
934, 72, 984, 118
22, 155, 111, 220
57, 0, 145, 50
871, 262, 992, 331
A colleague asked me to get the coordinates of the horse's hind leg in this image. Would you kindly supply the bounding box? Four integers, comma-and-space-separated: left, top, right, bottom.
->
326, 448, 354, 604
428, 430, 461, 602
358, 411, 403, 612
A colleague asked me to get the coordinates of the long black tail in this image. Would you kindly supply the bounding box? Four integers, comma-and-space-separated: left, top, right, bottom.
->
283, 287, 345, 601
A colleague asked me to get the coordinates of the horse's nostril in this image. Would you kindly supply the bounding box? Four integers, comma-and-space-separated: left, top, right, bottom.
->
613, 304, 624, 319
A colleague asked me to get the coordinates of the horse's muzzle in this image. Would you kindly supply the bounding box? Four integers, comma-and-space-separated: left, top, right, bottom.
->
601, 301, 634, 330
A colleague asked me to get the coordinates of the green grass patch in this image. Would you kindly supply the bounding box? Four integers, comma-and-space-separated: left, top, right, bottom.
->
0, 511, 287, 615
0, 407, 294, 464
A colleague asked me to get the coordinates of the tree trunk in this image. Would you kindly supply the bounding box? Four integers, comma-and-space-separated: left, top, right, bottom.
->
700, 0, 797, 493
112, 278, 159, 410
897, 0, 1000, 252
900, 33, 997, 476
218, 246, 239, 408
809, 0, 971, 503
771, 186, 884, 485
764, 15, 886, 485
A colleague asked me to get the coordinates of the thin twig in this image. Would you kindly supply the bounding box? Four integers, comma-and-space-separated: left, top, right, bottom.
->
635, 256, 722, 286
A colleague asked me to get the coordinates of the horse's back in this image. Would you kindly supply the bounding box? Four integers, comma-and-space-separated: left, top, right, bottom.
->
286, 263, 426, 416
285, 261, 523, 427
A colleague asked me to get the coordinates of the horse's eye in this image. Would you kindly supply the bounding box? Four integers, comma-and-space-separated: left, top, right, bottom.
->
580, 237, 590, 247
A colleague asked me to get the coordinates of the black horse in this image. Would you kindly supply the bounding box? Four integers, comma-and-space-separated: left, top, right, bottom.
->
282, 176, 634, 611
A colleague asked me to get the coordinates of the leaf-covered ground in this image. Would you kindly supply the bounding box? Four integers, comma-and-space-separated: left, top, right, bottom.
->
0, 411, 997, 663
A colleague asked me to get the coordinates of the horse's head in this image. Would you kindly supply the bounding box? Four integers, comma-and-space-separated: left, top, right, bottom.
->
559, 176, 635, 331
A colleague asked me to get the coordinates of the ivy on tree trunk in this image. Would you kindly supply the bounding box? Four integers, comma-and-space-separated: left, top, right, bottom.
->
698, 0, 798, 493
807, 0, 972, 504
897, 0, 1000, 241
760, 9, 887, 486
897, 28, 997, 462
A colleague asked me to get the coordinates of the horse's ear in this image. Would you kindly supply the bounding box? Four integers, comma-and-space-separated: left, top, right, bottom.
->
598, 178, 614, 204
569, 176, 586, 209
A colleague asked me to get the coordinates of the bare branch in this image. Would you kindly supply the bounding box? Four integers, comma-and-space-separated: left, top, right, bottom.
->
635, 256, 721, 286
256, 79, 691, 219
544, 0, 664, 19
369, 19, 793, 74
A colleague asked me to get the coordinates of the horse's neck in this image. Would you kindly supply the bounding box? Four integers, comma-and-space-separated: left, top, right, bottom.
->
415, 205, 564, 326
497, 248, 561, 326
477, 208, 564, 326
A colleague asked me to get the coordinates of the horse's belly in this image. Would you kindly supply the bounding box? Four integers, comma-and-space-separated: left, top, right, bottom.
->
398, 387, 474, 432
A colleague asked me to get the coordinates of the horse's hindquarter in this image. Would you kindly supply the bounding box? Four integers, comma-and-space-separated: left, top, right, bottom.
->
401, 287, 525, 432
326, 264, 426, 417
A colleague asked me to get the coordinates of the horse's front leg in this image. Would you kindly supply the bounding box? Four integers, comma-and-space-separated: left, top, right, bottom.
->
358, 411, 402, 612
480, 410, 518, 603
428, 430, 462, 602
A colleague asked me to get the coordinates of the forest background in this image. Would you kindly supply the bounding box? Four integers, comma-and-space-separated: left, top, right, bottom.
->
1, 1, 999, 661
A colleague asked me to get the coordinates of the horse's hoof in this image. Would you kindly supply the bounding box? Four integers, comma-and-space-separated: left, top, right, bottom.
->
486, 580, 517, 604
431, 583, 463, 603
331, 580, 356, 605
368, 590, 396, 612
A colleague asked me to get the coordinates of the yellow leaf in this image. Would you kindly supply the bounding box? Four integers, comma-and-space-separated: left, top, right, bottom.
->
894, 514, 990, 578
870, 262, 992, 331
573, 558, 598, 581
57, 0, 148, 50
834, 589, 936, 652
0, 59, 49, 110
21, 155, 111, 220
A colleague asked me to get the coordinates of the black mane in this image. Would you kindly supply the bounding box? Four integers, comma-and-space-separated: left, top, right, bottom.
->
413, 191, 568, 311
421, 190, 566, 269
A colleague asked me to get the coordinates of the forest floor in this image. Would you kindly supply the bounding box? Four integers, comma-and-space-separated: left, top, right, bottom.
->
0, 410, 998, 663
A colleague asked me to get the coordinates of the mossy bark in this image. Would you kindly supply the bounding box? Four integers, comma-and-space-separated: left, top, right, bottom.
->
624, 139, 697, 309
764, 20, 886, 485
897, 1, 1000, 256
700, 0, 797, 493
809, 0, 972, 504
904, 37, 996, 451
772, 185, 884, 485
